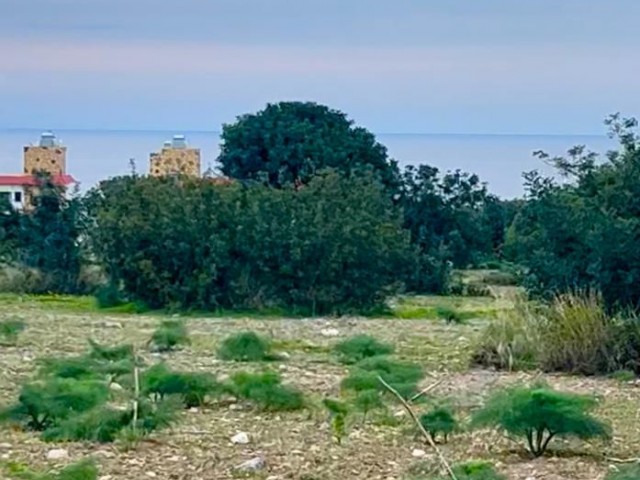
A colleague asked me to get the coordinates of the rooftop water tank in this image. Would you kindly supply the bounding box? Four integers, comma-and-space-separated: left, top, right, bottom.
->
171, 134, 187, 149
39, 131, 57, 147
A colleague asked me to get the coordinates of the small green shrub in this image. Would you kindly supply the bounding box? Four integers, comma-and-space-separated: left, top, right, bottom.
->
420, 406, 457, 443
0, 317, 26, 345
1, 379, 109, 430
149, 320, 190, 352
88, 339, 134, 362
142, 363, 220, 407
42, 406, 130, 443
333, 335, 394, 364
471, 383, 611, 457
5, 459, 99, 480
435, 306, 464, 324
217, 331, 274, 362
353, 389, 385, 421
230, 371, 304, 411
41, 398, 178, 444
341, 356, 423, 399
94, 283, 125, 309
449, 461, 506, 480
605, 464, 640, 480
38, 353, 134, 381
322, 398, 349, 444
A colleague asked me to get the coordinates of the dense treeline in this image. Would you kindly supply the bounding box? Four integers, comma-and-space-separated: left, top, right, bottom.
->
1, 103, 639, 314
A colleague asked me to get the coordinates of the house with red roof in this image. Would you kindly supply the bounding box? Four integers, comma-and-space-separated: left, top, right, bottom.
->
0, 132, 76, 210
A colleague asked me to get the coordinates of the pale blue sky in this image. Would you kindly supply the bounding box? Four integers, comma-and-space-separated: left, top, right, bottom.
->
1, 0, 639, 134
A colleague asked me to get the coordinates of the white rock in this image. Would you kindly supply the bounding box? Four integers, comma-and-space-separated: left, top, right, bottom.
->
109, 382, 124, 392
145, 473, 157, 478
236, 456, 266, 472
46, 448, 69, 460
412, 449, 426, 458
100, 321, 123, 329
278, 351, 291, 360
321, 328, 340, 337
0, 443, 11, 449
231, 432, 250, 445
98, 476, 113, 480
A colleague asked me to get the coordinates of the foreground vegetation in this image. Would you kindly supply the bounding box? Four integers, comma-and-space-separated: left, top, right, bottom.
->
0, 292, 638, 480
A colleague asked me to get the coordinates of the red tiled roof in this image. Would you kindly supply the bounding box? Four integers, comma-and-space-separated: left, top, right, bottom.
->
0, 174, 76, 187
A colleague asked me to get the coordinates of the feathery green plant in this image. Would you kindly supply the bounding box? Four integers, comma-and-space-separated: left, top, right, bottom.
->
471, 383, 611, 457
142, 363, 220, 407
149, 319, 190, 352
420, 405, 458, 443
333, 335, 394, 364
322, 398, 350, 444
230, 371, 304, 411
217, 331, 274, 362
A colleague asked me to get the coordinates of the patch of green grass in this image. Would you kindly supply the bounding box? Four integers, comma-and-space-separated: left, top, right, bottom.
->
608, 370, 636, 382
341, 356, 424, 399
606, 464, 640, 480
4, 459, 99, 480
0, 317, 26, 345
142, 363, 220, 407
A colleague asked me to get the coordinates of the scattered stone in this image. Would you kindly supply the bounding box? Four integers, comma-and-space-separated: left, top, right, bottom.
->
0, 443, 11, 449
235, 456, 266, 472
46, 448, 69, 460
321, 328, 340, 337
231, 432, 250, 445
411, 448, 426, 458
278, 351, 291, 360
189, 407, 199, 414
145, 473, 157, 478
109, 382, 124, 392
98, 476, 113, 480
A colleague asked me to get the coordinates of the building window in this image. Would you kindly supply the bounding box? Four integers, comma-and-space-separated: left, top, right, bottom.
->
14, 191, 22, 203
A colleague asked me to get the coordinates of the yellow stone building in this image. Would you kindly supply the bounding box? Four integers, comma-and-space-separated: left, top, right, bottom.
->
149, 135, 201, 177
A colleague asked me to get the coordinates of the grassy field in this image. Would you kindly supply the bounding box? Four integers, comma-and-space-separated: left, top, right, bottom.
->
0, 293, 638, 480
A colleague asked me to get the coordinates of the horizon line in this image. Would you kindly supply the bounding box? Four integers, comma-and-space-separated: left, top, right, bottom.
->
0, 126, 610, 138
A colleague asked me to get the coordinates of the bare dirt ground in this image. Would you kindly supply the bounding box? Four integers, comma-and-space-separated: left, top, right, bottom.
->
1, 298, 639, 480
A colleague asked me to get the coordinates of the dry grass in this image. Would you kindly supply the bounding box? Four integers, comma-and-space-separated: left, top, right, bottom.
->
0, 299, 639, 480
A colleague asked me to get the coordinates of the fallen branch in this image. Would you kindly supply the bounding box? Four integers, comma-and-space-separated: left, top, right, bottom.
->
409, 378, 445, 403
132, 348, 140, 433
378, 376, 457, 480
607, 457, 640, 464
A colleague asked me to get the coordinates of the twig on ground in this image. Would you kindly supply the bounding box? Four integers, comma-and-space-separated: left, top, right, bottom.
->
409, 378, 445, 403
378, 375, 457, 480
607, 457, 640, 464
133, 348, 140, 433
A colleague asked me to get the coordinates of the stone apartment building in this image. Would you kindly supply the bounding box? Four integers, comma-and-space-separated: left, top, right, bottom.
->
149, 135, 201, 177
0, 132, 75, 210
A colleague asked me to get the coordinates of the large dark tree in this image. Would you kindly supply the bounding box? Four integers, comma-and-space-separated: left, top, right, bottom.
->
217, 101, 401, 191
87, 170, 414, 314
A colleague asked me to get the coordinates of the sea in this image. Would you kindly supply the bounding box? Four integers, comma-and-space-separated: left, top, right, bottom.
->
0, 129, 616, 199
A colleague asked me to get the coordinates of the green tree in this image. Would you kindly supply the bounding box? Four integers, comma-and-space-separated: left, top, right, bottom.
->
400, 165, 497, 292
86, 171, 413, 314
505, 114, 640, 309
217, 101, 401, 191
17, 175, 84, 293
471, 383, 610, 457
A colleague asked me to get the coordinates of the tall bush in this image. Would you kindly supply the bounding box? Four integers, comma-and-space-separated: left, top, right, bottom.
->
87, 171, 414, 314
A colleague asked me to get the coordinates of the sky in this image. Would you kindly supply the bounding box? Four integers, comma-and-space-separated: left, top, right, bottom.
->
1, 0, 640, 134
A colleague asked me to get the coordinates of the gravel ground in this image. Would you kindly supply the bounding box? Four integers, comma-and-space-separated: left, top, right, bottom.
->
1, 303, 639, 480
